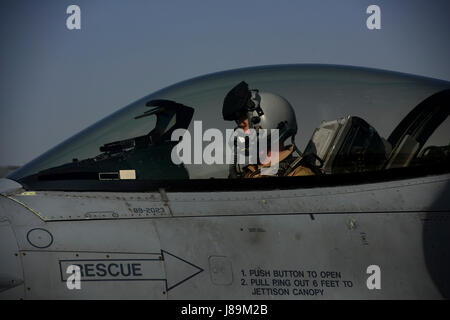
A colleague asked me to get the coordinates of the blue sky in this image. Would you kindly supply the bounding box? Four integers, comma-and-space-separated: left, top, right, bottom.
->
1, 0, 449, 166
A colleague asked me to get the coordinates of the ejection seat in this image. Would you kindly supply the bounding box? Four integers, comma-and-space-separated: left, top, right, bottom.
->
303, 116, 390, 175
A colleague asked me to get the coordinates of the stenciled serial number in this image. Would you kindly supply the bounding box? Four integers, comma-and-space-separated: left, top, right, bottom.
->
131, 207, 166, 215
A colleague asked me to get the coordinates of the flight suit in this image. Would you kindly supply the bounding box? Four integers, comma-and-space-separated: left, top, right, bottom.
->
242, 145, 315, 178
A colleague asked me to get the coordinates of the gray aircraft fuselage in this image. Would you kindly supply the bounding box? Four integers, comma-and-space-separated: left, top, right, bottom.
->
1, 172, 449, 299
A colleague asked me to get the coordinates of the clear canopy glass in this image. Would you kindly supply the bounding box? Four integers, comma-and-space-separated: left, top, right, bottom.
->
9, 64, 450, 188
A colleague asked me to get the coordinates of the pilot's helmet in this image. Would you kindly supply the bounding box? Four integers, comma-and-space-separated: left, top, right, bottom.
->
223, 81, 298, 145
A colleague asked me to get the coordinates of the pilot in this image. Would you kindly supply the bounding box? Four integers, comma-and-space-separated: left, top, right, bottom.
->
222, 81, 319, 178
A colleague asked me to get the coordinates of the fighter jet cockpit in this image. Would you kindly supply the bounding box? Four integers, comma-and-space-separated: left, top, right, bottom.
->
8, 65, 450, 191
